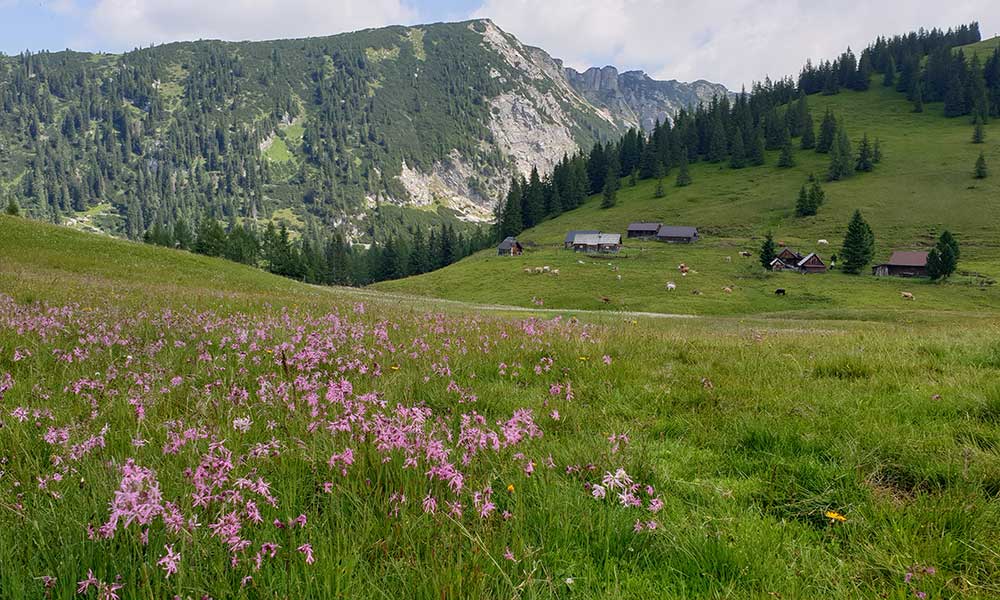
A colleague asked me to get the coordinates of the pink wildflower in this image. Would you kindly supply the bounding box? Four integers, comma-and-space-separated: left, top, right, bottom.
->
503, 547, 516, 561
157, 544, 180, 578
297, 543, 315, 565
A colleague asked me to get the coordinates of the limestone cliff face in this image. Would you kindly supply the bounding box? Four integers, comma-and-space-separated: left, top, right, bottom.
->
564, 65, 731, 131
394, 20, 729, 222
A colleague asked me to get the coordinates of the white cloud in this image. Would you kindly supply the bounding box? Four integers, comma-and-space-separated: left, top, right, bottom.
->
473, 0, 1000, 89
79, 0, 418, 49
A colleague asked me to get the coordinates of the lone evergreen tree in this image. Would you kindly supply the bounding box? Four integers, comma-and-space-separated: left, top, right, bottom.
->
927, 230, 959, 280
840, 210, 875, 274
816, 110, 837, 153
759, 231, 776, 270
778, 139, 795, 167
795, 185, 814, 216
827, 124, 853, 181
601, 166, 619, 208
676, 151, 692, 187
4, 198, 19, 217
975, 151, 988, 179
973, 116, 986, 144
855, 133, 874, 172
800, 114, 816, 150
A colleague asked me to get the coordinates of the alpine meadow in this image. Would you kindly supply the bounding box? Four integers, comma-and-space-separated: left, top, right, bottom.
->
3, 9, 1000, 600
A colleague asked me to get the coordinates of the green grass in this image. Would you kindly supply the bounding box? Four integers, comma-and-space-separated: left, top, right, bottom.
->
3, 215, 1000, 599
957, 35, 1000, 60
377, 84, 1000, 319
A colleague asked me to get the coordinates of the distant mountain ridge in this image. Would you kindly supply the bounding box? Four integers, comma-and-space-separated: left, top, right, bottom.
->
0, 19, 727, 242
564, 65, 731, 131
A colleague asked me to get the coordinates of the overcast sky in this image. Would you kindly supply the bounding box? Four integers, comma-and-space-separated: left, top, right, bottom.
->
3, 0, 999, 89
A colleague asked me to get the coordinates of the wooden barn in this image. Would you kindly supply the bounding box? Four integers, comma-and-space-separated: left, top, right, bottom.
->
571, 233, 622, 253
770, 249, 826, 273
627, 222, 663, 238
796, 253, 827, 273
656, 225, 699, 243
497, 237, 523, 256
872, 251, 929, 277
564, 230, 600, 249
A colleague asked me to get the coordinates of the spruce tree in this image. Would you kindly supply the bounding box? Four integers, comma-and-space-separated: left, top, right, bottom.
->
817, 110, 837, 153
601, 166, 619, 208
800, 113, 816, 150
809, 180, 826, 210
975, 151, 988, 179
855, 133, 874, 172
795, 185, 813, 216
927, 230, 959, 280
729, 131, 746, 169
840, 210, 875, 274
653, 160, 666, 198
759, 231, 776, 270
912, 81, 924, 113
827, 124, 853, 181
749, 127, 766, 166
676, 151, 692, 187
5, 198, 19, 217
883, 57, 896, 87
777, 132, 795, 168
973, 116, 986, 144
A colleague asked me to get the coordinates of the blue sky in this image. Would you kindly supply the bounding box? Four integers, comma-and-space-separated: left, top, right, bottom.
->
2, 0, 998, 89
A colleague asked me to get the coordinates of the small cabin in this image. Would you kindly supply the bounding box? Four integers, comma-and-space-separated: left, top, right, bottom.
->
564, 230, 600, 249
796, 252, 827, 274
497, 237, 523, 256
775, 248, 804, 263
656, 225, 699, 243
572, 233, 622, 254
872, 251, 928, 277
627, 222, 663, 238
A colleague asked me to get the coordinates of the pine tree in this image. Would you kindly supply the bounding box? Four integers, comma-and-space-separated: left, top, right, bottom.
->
872, 138, 883, 164
675, 151, 692, 187
912, 81, 924, 113
975, 151, 988, 179
601, 166, 619, 208
927, 230, 959, 280
795, 185, 813, 216
840, 209, 875, 274
800, 113, 816, 149
653, 161, 665, 198
4, 198, 19, 216
827, 124, 853, 181
944, 73, 966, 118
759, 231, 776, 270
809, 180, 826, 209
973, 116, 986, 144
883, 57, 896, 87
748, 127, 766, 166
855, 133, 874, 172
173, 218, 193, 250
521, 167, 545, 229
777, 125, 795, 168
729, 131, 746, 169
817, 110, 837, 153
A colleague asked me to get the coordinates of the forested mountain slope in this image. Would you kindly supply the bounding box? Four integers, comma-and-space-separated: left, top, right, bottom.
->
0, 19, 721, 246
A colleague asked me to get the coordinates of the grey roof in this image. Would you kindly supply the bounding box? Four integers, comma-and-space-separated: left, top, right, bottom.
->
497, 236, 520, 251
627, 222, 662, 231
796, 252, 823, 267
656, 225, 699, 238
573, 233, 622, 246
565, 230, 599, 243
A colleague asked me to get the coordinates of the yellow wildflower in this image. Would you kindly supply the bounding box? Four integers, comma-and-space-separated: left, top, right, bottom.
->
507, 484, 515, 493
825, 510, 847, 523
578, 356, 589, 361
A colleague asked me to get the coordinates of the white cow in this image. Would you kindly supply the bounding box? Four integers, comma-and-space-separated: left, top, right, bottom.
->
817, 239, 829, 245
666, 281, 676, 291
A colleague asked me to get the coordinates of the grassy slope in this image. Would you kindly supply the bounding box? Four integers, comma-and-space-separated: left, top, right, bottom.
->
3, 216, 1000, 598
376, 84, 1000, 318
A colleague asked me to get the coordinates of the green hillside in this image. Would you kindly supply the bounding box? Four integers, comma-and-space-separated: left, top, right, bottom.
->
4, 212, 1000, 599
376, 83, 1000, 318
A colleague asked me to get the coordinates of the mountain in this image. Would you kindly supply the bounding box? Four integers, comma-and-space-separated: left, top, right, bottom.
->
0, 19, 724, 244
564, 65, 730, 131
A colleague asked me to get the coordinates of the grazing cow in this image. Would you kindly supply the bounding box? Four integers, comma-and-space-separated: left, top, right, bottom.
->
543, 266, 551, 273
666, 281, 676, 291
774, 288, 786, 296
616, 274, 622, 281
551, 269, 560, 275
523, 268, 532, 274
817, 239, 829, 245
725, 256, 732, 262
739, 251, 752, 258
599, 296, 611, 304
534, 267, 544, 274
691, 289, 702, 296
778, 240, 786, 247
722, 286, 733, 294
901, 291, 914, 300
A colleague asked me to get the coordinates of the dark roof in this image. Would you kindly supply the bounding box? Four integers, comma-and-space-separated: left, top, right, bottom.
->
497, 236, 520, 251
565, 230, 599, 243
656, 225, 698, 238
884, 251, 929, 267
627, 222, 662, 232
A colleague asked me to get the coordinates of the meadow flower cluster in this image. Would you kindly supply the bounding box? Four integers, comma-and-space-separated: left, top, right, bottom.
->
0, 294, 639, 596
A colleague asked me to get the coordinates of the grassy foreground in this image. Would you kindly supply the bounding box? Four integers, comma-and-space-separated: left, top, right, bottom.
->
376, 84, 1000, 319
2, 216, 1000, 599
